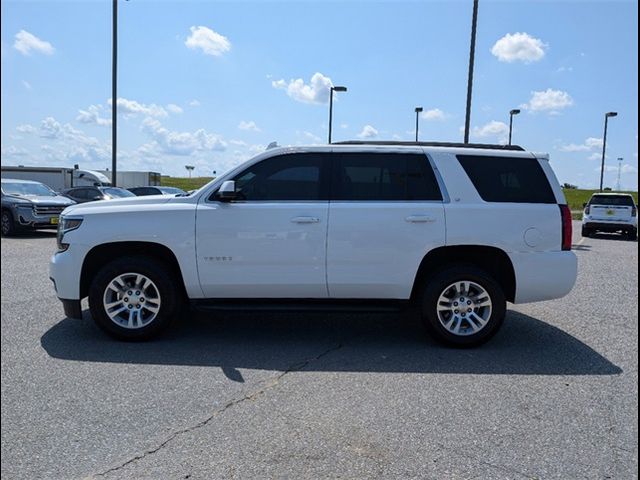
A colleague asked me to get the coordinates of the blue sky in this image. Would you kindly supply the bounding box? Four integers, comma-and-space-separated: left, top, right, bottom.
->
1, 0, 638, 189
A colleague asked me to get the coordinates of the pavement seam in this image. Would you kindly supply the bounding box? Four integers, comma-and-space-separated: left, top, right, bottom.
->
89, 340, 345, 478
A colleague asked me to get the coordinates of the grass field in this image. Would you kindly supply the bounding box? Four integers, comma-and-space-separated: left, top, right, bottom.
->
160, 176, 213, 191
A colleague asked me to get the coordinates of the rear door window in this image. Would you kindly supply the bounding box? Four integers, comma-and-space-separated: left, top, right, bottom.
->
333, 153, 442, 201
457, 155, 555, 204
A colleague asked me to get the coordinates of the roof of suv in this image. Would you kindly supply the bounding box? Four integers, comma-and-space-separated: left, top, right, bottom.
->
333, 140, 525, 151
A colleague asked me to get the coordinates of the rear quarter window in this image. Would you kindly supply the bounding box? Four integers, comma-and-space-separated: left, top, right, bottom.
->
457, 155, 556, 204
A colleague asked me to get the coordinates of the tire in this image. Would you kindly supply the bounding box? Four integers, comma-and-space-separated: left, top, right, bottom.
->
88, 256, 180, 340
420, 265, 506, 347
1, 209, 18, 237
581, 226, 592, 238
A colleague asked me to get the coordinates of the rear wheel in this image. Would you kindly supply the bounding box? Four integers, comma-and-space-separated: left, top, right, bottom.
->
420, 265, 506, 347
89, 256, 180, 340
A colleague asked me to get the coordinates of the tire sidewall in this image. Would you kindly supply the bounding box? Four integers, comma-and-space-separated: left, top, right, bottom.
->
1, 210, 16, 237
421, 265, 506, 347
89, 256, 179, 340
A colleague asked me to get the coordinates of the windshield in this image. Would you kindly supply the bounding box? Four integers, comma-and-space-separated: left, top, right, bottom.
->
1, 182, 57, 197
157, 187, 185, 195
590, 195, 635, 206
103, 187, 136, 198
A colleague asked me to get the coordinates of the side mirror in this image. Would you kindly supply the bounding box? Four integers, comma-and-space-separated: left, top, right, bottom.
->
92, 195, 103, 201
216, 181, 237, 202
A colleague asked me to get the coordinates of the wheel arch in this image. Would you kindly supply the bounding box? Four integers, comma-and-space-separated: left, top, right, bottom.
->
80, 241, 187, 299
411, 245, 516, 302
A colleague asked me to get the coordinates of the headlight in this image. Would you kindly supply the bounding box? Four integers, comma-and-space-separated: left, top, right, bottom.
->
57, 216, 83, 252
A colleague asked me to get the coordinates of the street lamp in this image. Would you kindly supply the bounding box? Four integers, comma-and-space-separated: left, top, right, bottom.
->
328, 86, 347, 144
111, 0, 118, 186
414, 107, 423, 142
508, 109, 520, 145
463, 0, 479, 144
599, 111, 618, 192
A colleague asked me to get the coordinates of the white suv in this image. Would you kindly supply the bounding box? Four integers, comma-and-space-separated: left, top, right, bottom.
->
50, 142, 577, 347
581, 193, 638, 240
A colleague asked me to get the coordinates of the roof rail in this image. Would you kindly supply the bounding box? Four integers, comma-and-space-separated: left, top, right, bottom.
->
332, 140, 525, 151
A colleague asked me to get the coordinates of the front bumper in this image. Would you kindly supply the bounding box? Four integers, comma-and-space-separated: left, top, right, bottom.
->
14, 206, 62, 228
49, 243, 90, 301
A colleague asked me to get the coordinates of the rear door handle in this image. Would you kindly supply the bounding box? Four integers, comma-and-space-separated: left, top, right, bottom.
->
405, 215, 436, 223
291, 216, 320, 224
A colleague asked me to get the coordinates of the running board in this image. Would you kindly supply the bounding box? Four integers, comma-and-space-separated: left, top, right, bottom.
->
191, 299, 410, 313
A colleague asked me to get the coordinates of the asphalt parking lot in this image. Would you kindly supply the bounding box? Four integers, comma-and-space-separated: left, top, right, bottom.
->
1, 222, 637, 479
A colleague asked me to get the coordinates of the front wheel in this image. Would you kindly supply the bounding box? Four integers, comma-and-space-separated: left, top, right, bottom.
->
1, 209, 18, 237
89, 256, 180, 340
420, 265, 506, 347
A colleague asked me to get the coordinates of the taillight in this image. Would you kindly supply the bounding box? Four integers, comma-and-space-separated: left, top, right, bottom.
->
585, 204, 590, 215
632, 206, 637, 217
560, 204, 572, 251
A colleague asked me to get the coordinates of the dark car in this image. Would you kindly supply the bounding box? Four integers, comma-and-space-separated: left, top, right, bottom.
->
62, 186, 136, 204
128, 186, 186, 196
1, 178, 75, 236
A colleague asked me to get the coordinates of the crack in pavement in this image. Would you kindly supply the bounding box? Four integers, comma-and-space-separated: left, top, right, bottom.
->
90, 340, 346, 478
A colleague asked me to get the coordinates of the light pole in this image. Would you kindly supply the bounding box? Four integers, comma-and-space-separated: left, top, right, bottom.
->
508, 109, 520, 145
111, 0, 118, 186
463, 0, 479, 144
414, 107, 423, 142
328, 86, 347, 144
616, 157, 623, 191
599, 111, 618, 192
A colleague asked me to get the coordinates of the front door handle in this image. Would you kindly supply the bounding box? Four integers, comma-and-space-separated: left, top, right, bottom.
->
291, 216, 320, 224
405, 215, 436, 223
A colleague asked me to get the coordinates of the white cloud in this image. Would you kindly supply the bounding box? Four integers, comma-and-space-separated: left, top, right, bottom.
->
422, 108, 448, 121
107, 97, 168, 118
588, 152, 603, 161
472, 120, 509, 143
600, 164, 638, 174
1, 145, 29, 157
491, 32, 547, 63
272, 72, 333, 104
141, 118, 226, 156
521, 89, 573, 113
76, 105, 111, 126
13, 30, 54, 56
238, 120, 261, 132
16, 124, 36, 134
185, 26, 231, 57
166, 104, 184, 115
340, 123, 349, 129
300, 131, 322, 143
357, 125, 379, 139
559, 137, 603, 152
189, 100, 201, 107
22, 80, 32, 90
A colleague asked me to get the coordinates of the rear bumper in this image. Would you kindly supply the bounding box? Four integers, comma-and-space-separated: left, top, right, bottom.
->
509, 251, 578, 304
583, 221, 637, 232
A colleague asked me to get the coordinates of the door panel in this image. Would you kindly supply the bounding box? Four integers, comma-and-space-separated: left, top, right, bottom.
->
195, 152, 331, 298
327, 152, 446, 299
196, 202, 329, 297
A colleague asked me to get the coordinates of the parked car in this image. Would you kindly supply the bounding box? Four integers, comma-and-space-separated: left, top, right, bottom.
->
61, 186, 136, 204
50, 142, 577, 346
582, 193, 638, 240
1, 179, 75, 236
128, 186, 186, 196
